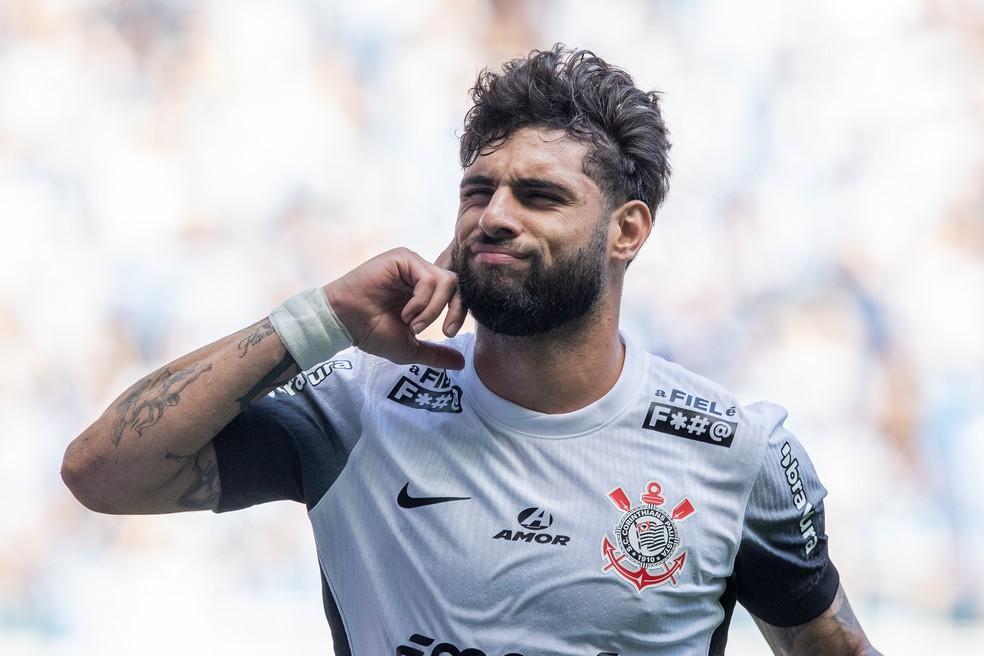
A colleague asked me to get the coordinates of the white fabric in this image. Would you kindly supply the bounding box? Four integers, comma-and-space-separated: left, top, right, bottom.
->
268, 286, 352, 370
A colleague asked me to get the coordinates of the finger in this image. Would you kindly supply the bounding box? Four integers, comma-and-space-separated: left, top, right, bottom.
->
412, 339, 465, 371
406, 270, 458, 333
399, 274, 438, 326
434, 239, 455, 270
443, 284, 467, 337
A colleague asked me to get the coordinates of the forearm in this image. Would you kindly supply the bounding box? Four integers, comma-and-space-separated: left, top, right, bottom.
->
63, 248, 466, 514
62, 317, 300, 512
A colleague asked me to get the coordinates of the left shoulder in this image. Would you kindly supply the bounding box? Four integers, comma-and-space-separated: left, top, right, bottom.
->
638, 344, 791, 456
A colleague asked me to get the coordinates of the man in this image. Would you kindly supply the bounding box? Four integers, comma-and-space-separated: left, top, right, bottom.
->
62, 45, 881, 655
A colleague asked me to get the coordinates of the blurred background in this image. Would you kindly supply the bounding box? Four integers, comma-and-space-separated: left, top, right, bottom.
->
1, 0, 982, 653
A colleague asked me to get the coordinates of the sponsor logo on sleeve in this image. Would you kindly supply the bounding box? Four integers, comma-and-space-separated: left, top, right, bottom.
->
387, 365, 463, 414
272, 359, 352, 397
602, 481, 696, 592
780, 442, 819, 556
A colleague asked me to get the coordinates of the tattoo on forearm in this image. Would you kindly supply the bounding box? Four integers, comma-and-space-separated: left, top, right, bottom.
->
234, 352, 298, 412
237, 318, 277, 358
165, 450, 219, 509
111, 363, 213, 447
756, 585, 881, 656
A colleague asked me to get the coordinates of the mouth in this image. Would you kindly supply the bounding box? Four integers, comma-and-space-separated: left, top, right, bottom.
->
473, 252, 527, 265
469, 243, 530, 265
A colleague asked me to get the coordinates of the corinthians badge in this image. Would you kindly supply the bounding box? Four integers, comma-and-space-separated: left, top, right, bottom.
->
602, 481, 696, 592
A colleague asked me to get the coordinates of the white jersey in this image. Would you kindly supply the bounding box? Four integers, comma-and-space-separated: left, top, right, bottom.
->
213, 332, 839, 655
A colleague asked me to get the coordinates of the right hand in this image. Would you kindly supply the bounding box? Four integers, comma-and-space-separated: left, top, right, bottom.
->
322, 247, 467, 370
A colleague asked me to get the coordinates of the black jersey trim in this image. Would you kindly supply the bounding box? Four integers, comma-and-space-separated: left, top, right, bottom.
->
321, 568, 352, 656
707, 575, 737, 656
756, 558, 840, 627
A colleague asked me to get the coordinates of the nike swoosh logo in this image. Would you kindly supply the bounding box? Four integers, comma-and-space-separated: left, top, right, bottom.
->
397, 482, 470, 509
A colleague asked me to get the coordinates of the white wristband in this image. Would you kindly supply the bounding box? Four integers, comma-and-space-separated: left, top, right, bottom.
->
268, 287, 353, 370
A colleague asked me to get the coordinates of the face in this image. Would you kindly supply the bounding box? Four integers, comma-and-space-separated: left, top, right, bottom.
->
452, 127, 612, 336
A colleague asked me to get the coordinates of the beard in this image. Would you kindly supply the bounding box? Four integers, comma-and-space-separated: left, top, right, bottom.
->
452, 217, 609, 337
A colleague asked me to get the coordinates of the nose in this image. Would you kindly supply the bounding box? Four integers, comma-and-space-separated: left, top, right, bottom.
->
478, 187, 522, 240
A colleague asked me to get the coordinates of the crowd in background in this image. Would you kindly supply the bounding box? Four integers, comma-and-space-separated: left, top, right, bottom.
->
1, 0, 982, 653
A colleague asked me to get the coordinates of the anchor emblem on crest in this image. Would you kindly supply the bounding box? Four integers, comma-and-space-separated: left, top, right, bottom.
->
601, 481, 696, 592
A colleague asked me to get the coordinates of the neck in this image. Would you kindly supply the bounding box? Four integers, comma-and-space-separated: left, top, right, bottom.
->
472, 295, 625, 414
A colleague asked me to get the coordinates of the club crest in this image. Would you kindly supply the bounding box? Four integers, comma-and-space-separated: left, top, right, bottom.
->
602, 481, 696, 592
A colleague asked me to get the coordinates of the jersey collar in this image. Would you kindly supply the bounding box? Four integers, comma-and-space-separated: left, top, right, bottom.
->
456, 331, 646, 439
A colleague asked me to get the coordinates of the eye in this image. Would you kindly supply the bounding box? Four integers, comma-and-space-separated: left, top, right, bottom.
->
462, 189, 492, 200
526, 192, 559, 203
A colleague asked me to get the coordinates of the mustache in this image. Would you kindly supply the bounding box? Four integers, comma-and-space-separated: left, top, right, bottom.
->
455, 235, 537, 261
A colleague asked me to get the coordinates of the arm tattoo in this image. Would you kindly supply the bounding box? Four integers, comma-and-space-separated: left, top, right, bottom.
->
111, 363, 212, 447
234, 352, 298, 412
165, 449, 220, 509
237, 318, 278, 358
756, 585, 882, 656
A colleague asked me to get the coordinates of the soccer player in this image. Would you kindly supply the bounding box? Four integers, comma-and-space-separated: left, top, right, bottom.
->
62, 45, 881, 655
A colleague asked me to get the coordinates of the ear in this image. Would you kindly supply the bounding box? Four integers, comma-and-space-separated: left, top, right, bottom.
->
609, 200, 652, 265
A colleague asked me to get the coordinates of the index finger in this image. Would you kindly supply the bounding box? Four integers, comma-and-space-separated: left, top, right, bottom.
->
434, 239, 455, 270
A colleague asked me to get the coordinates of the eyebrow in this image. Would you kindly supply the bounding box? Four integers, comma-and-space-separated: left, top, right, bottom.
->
459, 175, 575, 200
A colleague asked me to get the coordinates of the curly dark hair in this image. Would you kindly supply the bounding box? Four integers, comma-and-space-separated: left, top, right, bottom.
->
460, 44, 672, 216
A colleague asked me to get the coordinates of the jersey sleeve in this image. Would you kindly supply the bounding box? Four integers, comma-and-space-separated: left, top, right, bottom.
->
211, 348, 375, 513
733, 420, 840, 626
